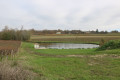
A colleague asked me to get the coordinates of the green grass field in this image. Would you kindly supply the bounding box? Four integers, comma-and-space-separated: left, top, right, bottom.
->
14, 42, 120, 80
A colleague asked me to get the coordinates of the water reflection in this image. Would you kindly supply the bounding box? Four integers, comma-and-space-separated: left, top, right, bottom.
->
34, 43, 99, 49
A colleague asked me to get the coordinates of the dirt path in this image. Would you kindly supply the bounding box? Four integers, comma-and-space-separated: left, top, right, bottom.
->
67, 54, 120, 58
31, 51, 120, 59
26, 48, 120, 58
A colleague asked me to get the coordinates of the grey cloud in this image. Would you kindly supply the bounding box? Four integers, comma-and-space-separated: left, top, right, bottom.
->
0, 0, 120, 31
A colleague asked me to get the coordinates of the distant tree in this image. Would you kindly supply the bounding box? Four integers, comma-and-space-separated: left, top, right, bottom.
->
96, 29, 99, 33
104, 31, 108, 34
64, 30, 69, 34
29, 28, 35, 34
2, 26, 9, 31
111, 30, 118, 33
100, 31, 108, 34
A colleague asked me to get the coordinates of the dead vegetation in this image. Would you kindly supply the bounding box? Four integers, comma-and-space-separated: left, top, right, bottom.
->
0, 60, 35, 80
0, 41, 39, 80
31, 35, 120, 43
0, 40, 21, 59
0, 26, 30, 41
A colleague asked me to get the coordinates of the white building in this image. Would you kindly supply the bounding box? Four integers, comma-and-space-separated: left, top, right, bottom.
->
56, 32, 61, 34
34, 43, 39, 49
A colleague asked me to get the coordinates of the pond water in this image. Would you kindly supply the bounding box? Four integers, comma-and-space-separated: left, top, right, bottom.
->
34, 43, 99, 49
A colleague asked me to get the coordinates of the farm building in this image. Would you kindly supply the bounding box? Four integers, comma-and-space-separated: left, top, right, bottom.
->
56, 32, 61, 34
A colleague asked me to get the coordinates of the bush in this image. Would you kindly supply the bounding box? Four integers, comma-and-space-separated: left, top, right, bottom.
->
0, 27, 30, 41
97, 40, 120, 50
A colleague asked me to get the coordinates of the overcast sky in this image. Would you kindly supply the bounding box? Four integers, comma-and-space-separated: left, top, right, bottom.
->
0, 0, 120, 31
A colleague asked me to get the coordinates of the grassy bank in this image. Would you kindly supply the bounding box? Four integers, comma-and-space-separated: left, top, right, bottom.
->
14, 42, 120, 80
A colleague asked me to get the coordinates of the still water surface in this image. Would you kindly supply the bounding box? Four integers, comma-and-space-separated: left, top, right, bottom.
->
35, 43, 99, 49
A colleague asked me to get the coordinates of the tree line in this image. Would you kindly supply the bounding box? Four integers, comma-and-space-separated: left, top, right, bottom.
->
0, 26, 30, 41
30, 29, 119, 35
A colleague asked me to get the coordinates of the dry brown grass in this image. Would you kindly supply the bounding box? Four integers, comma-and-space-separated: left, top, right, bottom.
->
31, 35, 120, 43
0, 41, 38, 80
0, 60, 35, 80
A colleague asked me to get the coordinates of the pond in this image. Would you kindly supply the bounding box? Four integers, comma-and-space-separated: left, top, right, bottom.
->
34, 43, 99, 49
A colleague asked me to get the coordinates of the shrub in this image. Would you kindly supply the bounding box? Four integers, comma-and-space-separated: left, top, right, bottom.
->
0, 26, 30, 41
97, 40, 120, 50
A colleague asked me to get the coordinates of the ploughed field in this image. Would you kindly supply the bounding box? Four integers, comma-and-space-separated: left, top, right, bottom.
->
31, 35, 120, 43
0, 40, 21, 56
